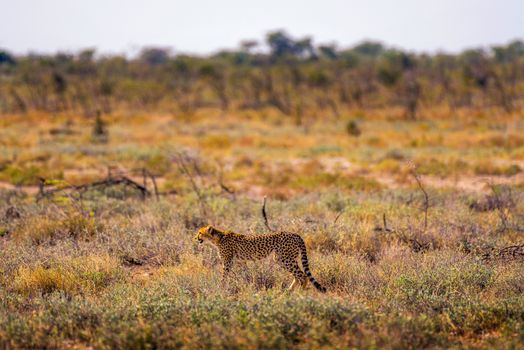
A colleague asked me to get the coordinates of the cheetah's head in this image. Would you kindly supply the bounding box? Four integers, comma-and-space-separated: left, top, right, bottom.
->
195, 225, 220, 244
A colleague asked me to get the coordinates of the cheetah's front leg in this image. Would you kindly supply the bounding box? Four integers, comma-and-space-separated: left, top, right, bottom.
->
221, 254, 233, 285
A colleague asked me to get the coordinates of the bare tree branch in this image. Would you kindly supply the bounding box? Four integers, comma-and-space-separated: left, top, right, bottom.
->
37, 176, 150, 202
486, 180, 512, 233
216, 163, 236, 200
410, 168, 429, 232
174, 152, 208, 215
148, 171, 160, 201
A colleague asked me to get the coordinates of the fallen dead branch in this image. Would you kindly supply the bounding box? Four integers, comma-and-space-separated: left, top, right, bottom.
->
481, 243, 524, 262
37, 175, 150, 202
35, 164, 178, 203
497, 243, 524, 259
373, 213, 430, 253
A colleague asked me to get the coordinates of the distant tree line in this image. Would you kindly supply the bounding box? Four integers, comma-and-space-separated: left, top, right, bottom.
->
1, 31, 523, 120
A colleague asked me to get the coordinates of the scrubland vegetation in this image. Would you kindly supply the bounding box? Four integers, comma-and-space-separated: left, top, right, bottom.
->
1, 34, 524, 349
1, 32, 524, 120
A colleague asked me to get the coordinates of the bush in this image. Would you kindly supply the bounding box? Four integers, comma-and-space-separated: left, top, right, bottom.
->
375, 158, 401, 173
416, 158, 468, 177
346, 120, 361, 136
91, 113, 109, 143
293, 173, 381, 192
473, 162, 521, 176
0, 165, 41, 186
200, 135, 232, 149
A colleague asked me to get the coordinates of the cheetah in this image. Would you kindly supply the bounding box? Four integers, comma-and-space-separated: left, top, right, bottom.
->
195, 225, 326, 292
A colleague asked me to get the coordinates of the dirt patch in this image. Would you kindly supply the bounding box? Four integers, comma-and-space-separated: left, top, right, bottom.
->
1, 157, 523, 198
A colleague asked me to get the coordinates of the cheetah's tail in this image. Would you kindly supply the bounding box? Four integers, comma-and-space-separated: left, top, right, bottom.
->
298, 237, 327, 293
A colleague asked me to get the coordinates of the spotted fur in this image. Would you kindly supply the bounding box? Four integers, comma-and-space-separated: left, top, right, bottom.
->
195, 225, 326, 292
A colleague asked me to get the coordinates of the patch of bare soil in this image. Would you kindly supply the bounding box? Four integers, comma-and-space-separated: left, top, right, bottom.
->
404, 173, 524, 193
1, 157, 523, 197
0, 181, 40, 195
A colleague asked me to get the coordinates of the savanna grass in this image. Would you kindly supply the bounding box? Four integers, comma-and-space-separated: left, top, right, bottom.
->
2, 113, 524, 349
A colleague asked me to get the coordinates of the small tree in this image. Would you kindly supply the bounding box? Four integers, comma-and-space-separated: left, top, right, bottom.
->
92, 111, 108, 143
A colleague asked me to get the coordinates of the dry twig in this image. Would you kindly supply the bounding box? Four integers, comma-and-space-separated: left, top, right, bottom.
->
261, 196, 275, 232
333, 209, 345, 225
410, 167, 429, 232
217, 164, 236, 199
174, 152, 208, 215
486, 181, 512, 233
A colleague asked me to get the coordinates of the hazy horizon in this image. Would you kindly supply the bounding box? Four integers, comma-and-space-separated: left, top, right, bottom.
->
1, 0, 524, 56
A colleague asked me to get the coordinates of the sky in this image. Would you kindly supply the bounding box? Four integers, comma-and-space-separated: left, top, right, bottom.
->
1, 0, 523, 56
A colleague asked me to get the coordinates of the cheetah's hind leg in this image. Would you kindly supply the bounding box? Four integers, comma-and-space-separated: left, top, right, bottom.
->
288, 278, 297, 291
281, 259, 307, 291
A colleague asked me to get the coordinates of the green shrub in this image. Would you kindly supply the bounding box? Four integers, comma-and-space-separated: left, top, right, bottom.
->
473, 162, 521, 176
0, 165, 40, 186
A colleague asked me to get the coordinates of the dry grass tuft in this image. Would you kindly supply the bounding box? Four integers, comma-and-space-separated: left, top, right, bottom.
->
3, 112, 524, 348
13, 212, 102, 244
13, 255, 122, 295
